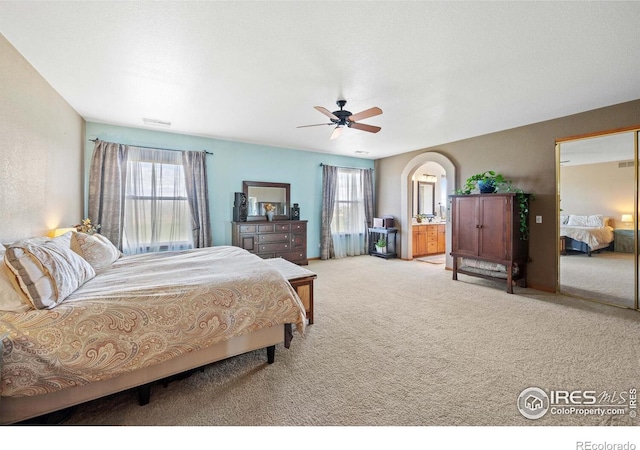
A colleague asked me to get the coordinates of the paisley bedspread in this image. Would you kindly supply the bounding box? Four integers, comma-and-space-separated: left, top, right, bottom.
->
560, 225, 614, 251
0, 246, 306, 397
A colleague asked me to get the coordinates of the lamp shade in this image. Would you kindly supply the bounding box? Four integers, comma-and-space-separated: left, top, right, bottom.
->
621, 214, 633, 223
47, 227, 76, 238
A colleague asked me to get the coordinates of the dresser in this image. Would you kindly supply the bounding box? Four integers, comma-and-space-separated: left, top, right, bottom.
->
412, 223, 446, 257
231, 220, 308, 265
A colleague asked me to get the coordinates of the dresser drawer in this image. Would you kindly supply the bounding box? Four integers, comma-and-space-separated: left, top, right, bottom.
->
277, 250, 308, 264
258, 242, 290, 252
275, 223, 291, 232
291, 222, 306, 232
258, 224, 276, 232
238, 224, 257, 233
258, 233, 289, 243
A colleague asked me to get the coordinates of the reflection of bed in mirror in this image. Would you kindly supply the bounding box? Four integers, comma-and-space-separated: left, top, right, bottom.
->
560, 214, 614, 256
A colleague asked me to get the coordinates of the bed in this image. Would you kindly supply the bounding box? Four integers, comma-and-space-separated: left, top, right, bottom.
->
0, 233, 306, 424
560, 214, 615, 256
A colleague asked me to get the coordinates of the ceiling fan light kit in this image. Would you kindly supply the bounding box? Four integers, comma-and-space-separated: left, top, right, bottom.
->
298, 100, 382, 139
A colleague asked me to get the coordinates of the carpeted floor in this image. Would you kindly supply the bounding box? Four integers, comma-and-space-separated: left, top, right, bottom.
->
60, 255, 640, 426
560, 251, 635, 308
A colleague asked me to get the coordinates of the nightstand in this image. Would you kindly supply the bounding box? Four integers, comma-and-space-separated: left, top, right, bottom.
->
614, 229, 634, 253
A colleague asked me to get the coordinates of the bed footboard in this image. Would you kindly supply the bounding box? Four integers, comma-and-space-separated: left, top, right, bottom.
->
0, 325, 285, 425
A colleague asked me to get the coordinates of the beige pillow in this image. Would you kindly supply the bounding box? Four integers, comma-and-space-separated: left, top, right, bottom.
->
0, 244, 31, 313
4, 233, 96, 309
71, 232, 121, 270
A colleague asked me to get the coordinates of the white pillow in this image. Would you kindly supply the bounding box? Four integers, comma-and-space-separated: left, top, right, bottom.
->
566, 214, 604, 228
4, 233, 96, 309
560, 215, 568, 225
0, 244, 31, 313
70, 232, 121, 270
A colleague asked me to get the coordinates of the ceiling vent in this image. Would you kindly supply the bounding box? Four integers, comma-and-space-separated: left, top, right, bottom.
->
143, 118, 171, 128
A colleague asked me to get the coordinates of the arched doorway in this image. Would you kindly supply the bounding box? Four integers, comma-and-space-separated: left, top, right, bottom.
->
400, 152, 456, 266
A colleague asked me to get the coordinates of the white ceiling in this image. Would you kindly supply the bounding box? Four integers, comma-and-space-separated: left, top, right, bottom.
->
560, 131, 636, 166
1, 1, 639, 160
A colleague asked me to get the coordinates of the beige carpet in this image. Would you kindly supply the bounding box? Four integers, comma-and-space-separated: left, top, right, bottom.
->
560, 251, 635, 308
59, 255, 640, 426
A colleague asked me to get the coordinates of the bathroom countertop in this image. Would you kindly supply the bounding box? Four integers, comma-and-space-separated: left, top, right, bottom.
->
412, 221, 446, 226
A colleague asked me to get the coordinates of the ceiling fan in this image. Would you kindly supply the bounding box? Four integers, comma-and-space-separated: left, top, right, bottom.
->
297, 100, 382, 139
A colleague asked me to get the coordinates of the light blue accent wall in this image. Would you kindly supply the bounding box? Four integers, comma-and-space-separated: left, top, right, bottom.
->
84, 122, 374, 259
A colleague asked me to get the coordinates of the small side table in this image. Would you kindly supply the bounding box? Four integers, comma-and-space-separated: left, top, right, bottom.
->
614, 229, 634, 253
368, 227, 398, 259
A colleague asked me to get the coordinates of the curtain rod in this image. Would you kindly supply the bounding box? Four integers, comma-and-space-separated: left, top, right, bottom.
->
319, 163, 374, 171
89, 139, 213, 155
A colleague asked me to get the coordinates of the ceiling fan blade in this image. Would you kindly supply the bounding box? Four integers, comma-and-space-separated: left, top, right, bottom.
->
348, 107, 382, 122
349, 122, 381, 134
330, 126, 343, 140
314, 106, 339, 121
297, 123, 333, 128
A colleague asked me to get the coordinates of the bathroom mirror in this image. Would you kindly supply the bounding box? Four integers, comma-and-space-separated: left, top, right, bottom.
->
243, 181, 290, 221
417, 181, 435, 216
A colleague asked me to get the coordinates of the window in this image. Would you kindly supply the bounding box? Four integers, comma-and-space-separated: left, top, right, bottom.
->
122, 147, 194, 254
331, 168, 366, 257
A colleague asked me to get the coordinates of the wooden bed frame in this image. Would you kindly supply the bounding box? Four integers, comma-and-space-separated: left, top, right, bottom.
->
0, 324, 284, 424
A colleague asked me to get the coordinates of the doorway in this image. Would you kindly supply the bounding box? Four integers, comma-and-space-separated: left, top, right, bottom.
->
400, 152, 456, 265
557, 130, 638, 309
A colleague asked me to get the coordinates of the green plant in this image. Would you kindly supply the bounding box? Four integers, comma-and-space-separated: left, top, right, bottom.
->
455, 171, 510, 195
376, 237, 387, 248
513, 190, 533, 241
414, 213, 427, 222
455, 171, 534, 240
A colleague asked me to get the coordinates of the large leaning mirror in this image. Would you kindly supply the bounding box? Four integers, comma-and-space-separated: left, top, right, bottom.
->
243, 181, 290, 221
417, 181, 435, 216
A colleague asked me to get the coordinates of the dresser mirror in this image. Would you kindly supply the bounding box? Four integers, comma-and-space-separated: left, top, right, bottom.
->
243, 181, 291, 221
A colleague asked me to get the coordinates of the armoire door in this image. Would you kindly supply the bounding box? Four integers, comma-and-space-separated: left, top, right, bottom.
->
478, 195, 508, 260
451, 195, 479, 256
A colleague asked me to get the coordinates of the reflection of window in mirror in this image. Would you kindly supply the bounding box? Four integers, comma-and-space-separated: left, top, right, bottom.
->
417, 181, 435, 215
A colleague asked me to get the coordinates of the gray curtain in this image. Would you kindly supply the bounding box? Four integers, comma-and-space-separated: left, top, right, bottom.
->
88, 140, 129, 250
181, 151, 212, 248
320, 165, 338, 260
363, 168, 375, 249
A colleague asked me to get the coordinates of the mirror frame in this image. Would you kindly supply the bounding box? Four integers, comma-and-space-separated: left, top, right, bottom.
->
417, 181, 435, 216
243, 181, 291, 221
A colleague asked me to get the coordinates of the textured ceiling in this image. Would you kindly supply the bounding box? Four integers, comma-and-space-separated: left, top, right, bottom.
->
1, 1, 639, 159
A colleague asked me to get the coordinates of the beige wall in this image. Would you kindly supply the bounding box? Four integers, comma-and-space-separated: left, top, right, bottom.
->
375, 99, 640, 292
0, 34, 84, 242
561, 161, 635, 228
